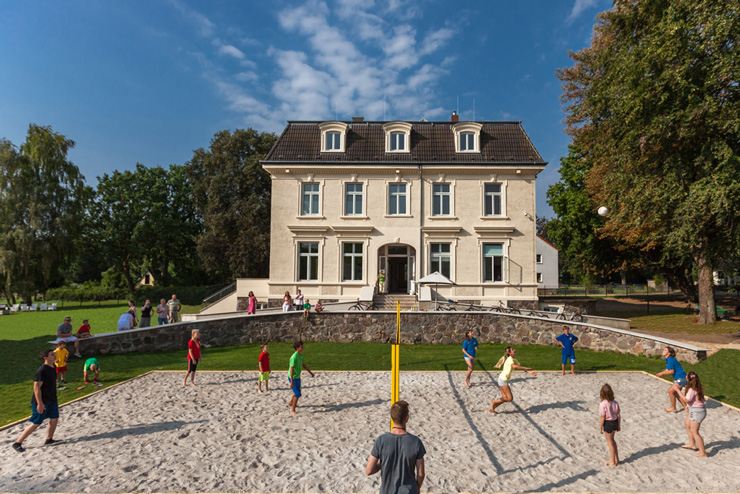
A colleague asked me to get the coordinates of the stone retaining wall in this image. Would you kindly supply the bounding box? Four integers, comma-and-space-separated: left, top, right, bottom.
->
78, 312, 706, 363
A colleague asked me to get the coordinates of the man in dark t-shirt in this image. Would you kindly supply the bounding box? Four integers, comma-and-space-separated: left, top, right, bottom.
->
12, 349, 61, 452
366, 400, 426, 494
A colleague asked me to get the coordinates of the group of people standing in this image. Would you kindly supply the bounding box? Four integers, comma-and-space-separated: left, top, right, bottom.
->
117, 295, 181, 331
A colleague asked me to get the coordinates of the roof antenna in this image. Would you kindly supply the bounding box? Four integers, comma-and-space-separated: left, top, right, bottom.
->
473, 98, 476, 121
456, 95, 459, 117
384, 93, 387, 121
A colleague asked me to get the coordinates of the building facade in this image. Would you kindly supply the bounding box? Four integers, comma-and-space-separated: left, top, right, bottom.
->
256, 115, 547, 308
536, 235, 559, 292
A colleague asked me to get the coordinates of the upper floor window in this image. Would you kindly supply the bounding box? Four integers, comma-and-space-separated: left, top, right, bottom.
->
430, 243, 451, 278
452, 121, 482, 153
326, 132, 341, 151
390, 132, 405, 151
537, 272, 543, 283
483, 243, 504, 282
344, 183, 363, 215
319, 121, 348, 152
536, 254, 543, 263
432, 183, 451, 216
383, 121, 412, 153
389, 183, 407, 215
302, 182, 320, 215
460, 132, 475, 151
484, 183, 502, 216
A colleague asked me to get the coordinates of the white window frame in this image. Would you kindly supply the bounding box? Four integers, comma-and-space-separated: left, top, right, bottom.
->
341, 242, 364, 282
452, 121, 482, 153
383, 121, 412, 153
460, 132, 475, 152
300, 181, 321, 216
432, 183, 452, 216
480, 179, 508, 219
344, 182, 364, 216
297, 241, 320, 281
388, 182, 408, 215
536, 254, 543, 264
482, 242, 507, 283
319, 121, 348, 153
483, 183, 503, 217
429, 242, 451, 278
537, 272, 543, 283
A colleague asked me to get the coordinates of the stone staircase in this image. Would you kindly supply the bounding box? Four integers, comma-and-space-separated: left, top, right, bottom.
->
373, 293, 418, 310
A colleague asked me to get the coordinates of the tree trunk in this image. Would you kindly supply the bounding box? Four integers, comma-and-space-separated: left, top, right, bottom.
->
696, 253, 716, 324
122, 258, 136, 298
620, 270, 627, 285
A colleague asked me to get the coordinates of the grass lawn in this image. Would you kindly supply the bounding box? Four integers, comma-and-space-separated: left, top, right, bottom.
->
0, 300, 200, 340
630, 313, 740, 333
2, 335, 739, 427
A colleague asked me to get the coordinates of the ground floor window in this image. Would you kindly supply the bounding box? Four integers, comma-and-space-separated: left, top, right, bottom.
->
483, 243, 504, 282
430, 243, 451, 278
342, 242, 363, 281
298, 242, 319, 281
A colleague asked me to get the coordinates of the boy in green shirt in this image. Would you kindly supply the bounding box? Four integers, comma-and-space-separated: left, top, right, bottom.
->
288, 340, 314, 416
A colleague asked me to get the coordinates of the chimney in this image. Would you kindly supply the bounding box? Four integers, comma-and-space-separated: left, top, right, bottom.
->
450, 111, 459, 123
352, 116, 364, 122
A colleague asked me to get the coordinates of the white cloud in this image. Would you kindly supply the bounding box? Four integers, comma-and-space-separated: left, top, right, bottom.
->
567, 0, 599, 24
217, 43, 246, 60
169, 0, 456, 129
167, 0, 215, 37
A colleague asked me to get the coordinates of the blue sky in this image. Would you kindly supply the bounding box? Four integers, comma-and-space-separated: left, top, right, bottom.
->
0, 0, 611, 218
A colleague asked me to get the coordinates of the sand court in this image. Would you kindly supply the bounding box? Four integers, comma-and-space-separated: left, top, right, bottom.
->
1, 370, 739, 493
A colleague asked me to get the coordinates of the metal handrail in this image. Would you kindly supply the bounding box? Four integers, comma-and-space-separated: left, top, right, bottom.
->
201, 282, 236, 310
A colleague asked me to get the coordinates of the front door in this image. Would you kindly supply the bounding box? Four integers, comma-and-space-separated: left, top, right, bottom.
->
388, 257, 409, 293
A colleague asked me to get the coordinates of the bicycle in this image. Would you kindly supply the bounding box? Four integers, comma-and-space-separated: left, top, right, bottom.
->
348, 300, 378, 311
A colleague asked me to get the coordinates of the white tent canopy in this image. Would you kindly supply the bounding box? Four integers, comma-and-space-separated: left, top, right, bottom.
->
416, 271, 455, 309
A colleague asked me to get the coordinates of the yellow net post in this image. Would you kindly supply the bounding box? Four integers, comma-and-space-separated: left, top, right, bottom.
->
391, 300, 400, 430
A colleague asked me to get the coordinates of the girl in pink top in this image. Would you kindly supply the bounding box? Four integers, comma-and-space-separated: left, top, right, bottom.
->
599, 384, 621, 467
247, 291, 257, 315
679, 371, 707, 457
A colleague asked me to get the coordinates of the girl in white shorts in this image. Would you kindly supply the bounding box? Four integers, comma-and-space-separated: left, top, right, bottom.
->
489, 347, 536, 414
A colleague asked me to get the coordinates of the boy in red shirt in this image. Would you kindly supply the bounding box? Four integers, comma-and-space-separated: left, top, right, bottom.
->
258, 343, 270, 393
183, 329, 201, 387
77, 319, 92, 338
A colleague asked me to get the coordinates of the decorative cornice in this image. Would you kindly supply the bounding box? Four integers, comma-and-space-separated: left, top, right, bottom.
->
473, 226, 516, 235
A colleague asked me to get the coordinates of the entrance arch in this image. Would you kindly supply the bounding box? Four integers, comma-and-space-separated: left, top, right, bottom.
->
378, 244, 416, 294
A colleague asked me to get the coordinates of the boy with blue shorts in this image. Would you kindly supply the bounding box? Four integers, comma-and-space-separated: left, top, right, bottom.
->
12, 349, 62, 452
556, 326, 579, 375
288, 340, 314, 416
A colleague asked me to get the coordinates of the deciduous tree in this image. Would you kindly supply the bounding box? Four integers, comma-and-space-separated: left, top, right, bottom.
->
185, 129, 277, 282
0, 125, 89, 303
557, 0, 740, 323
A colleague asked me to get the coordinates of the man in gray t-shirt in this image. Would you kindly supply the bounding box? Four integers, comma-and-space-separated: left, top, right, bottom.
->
366, 400, 426, 494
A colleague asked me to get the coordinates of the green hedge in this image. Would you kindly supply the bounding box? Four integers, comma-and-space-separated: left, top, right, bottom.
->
45, 284, 222, 305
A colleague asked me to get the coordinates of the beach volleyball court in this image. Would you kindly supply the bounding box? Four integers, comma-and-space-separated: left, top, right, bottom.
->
1, 370, 739, 493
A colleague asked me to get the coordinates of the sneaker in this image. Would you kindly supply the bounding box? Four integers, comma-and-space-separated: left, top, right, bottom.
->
74, 353, 82, 358
61, 379, 67, 384
12, 442, 25, 453
44, 438, 62, 445
57, 386, 67, 390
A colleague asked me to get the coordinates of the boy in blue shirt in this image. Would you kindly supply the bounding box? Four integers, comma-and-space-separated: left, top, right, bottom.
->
656, 346, 688, 412
462, 331, 478, 387
556, 326, 579, 375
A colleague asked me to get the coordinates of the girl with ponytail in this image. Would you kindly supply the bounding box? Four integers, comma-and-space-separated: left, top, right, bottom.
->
489, 347, 536, 414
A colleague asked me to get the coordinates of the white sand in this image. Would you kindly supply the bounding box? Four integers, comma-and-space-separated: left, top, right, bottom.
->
1, 370, 739, 493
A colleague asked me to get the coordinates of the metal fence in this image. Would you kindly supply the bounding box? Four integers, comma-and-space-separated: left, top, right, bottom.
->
538, 284, 674, 297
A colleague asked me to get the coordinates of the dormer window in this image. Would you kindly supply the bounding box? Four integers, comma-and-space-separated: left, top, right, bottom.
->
383, 121, 412, 153
319, 121, 348, 153
452, 121, 482, 153
326, 131, 341, 151
390, 132, 405, 151
460, 132, 474, 151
